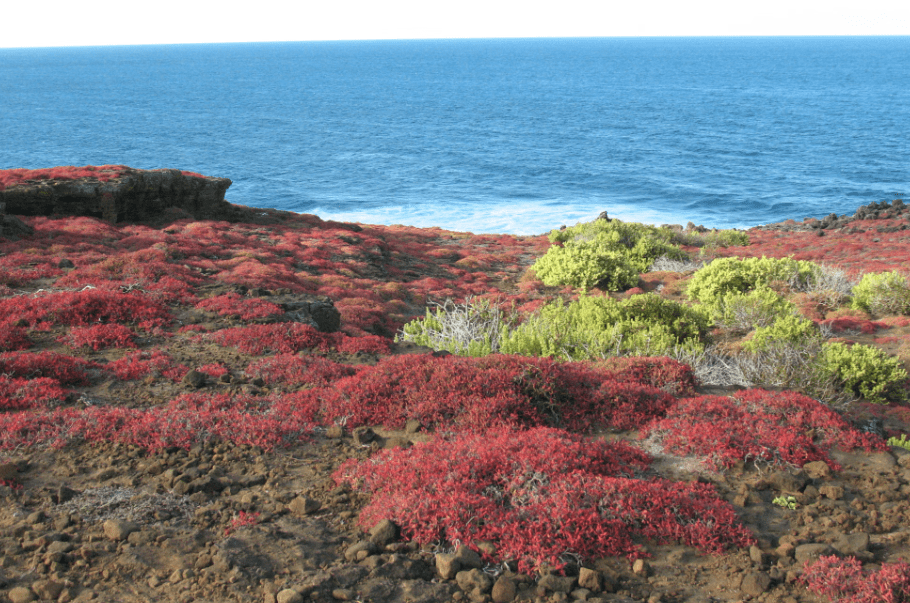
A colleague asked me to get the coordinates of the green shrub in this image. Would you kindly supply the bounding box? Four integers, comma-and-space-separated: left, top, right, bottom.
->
535, 220, 687, 291
500, 293, 709, 360
851, 271, 910, 316
888, 434, 910, 451
686, 257, 818, 304
662, 228, 750, 248
817, 342, 908, 404
708, 286, 796, 333
397, 298, 514, 357
741, 314, 821, 353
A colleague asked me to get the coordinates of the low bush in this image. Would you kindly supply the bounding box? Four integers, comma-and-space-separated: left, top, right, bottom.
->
335, 427, 754, 574
245, 354, 357, 388
0, 324, 32, 352
0, 376, 71, 410
642, 389, 886, 471
105, 350, 188, 382
819, 342, 908, 404
500, 294, 709, 360
194, 293, 284, 321
851, 271, 910, 316
741, 314, 821, 353
800, 555, 910, 603
61, 324, 138, 350
397, 297, 516, 357
0, 289, 171, 329
707, 286, 795, 333
208, 323, 390, 356
320, 354, 676, 433
534, 220, 687, 291
0, 351, 95, 385
686, 256, 818, 304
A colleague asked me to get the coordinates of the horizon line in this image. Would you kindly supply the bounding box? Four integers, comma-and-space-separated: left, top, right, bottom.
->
3, 33, 908, 51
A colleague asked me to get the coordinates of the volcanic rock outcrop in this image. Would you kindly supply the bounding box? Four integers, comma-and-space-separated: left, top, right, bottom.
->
0, 167, 232, 224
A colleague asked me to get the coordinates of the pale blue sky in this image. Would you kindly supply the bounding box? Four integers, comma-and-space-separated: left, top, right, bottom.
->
2, 0, 908, 48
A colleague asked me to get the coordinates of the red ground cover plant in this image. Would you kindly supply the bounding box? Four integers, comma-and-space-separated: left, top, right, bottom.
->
195, 363, 229, 379
593, 357, 698, 397
642, 389, 887, 471
0, 377, 70, 410
800, 555, 910, 603
0, 165, 127, 190
335, 427, 755, 573
0, 351, 95, 385
821, 316, 888, 334
244, 354, 357, 388
61, 324, 138, 350
207, 323, 390, 356
319, 354, 676, 432
194, 293, 284, 321
0, 325, 31, 352
105, 350, 188, 382
0, 392, 317, 452
0, 289, 171, 329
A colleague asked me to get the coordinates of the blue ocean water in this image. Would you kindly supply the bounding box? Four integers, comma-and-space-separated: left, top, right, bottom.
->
1, 37, 908, 235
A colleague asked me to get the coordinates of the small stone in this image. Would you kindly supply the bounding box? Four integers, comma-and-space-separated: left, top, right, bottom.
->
749, 545, 766, 566
741, 572, 772, 596
632, 558, 651, 577
352, 426, 376, 445
453, 545, 483, 569
436, 553, 461, 580
7, 587, 36, 603
58, 259, 75, 268
836, 532, 870, 555
577, 568, 603, 592
491, 576, 517, 603
332, 589, 354, 601
819, 485, 844, 500
794, 543, 835, 564
0, 462, 18, 480
31, 579, 64, 601
288, 495, 321, 516
538, 573, 575, 593
182, 369, 207, 388
404, 419, 422, 434
276, 589, 303, 603
343, 540, 374, 562
802, 461, 832, 479
368, 519, 399, 546
768, 470, 807, 494
456, 568, 493, 594
103, 519, 138, 541
325, 425, 344, 439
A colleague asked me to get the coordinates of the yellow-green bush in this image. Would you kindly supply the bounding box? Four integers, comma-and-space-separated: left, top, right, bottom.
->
817, 342, 908, 403
741, 314, 821, 353
534, 220, 687, 291
500, 293, 709, 360
851, 271, 910, 316
707, 286, 796, 332
686, 256, 818, 304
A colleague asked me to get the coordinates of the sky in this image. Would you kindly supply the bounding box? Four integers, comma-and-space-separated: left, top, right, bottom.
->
2, 0, 908, 48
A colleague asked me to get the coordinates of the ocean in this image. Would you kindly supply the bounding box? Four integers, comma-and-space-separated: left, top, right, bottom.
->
1, 37, 908, 235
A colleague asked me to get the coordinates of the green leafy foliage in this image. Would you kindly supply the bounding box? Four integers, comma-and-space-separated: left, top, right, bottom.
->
818, 342, 908, 404
534, 220, 687, 291
686, 256, 818, 304
741, 314, 821, 353
851, 271, 910, 316
500, 293, 710, 360
707, 286, 796, 332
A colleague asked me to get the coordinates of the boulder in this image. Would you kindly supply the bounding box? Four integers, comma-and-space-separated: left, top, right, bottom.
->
0, 167, 231, 224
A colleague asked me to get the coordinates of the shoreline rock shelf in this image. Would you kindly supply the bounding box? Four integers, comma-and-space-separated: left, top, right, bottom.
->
0, 167, 232, 224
